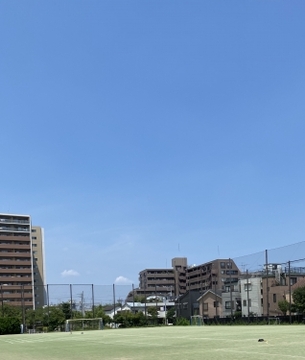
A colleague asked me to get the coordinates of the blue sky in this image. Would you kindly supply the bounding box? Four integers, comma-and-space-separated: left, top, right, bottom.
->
1, 1, 305, 286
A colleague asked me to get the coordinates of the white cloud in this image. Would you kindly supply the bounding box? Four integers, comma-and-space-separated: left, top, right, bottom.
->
61, 269, 80, 277
114, 276, 133, 285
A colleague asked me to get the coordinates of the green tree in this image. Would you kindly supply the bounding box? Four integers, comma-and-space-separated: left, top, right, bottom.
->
47, 306, 66, 331
292, 286, 305, 314
147, 306, 158, 325
2, 303, 22, 320
85, 305, 111, 325
0, 317, 21, 335
166, 307, 175, 324
60, 302, 72, 320
278, 299, 290, 315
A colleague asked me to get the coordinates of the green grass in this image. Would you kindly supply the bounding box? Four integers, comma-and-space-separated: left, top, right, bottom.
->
1, 325, 305, 360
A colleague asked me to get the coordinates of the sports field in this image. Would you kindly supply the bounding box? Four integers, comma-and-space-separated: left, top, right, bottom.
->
0, 325, 304, 360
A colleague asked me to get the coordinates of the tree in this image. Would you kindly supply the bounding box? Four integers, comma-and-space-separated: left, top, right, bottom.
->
0, 317, 21, 335
278, 299, 290, 315
47, 306, 66, 331
166, 307, 176, 324
147, 306, 158, 325
60, 302, 72, 320
2, 304, 22, 320
85, 305, 111, 325
292, 286, 305, 314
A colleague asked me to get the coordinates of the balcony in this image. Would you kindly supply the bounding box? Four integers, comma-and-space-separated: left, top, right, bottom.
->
0, 226, 30, 233
0, 244, 31, 250
0, 235, 30, 241
0, 276, 32, 283
0, 260, 31, 266
0, 218, 30, 225
0, 268, 32, 274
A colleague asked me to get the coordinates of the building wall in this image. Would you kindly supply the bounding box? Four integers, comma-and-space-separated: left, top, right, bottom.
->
187, 259, 240, 294
198, 291, 222, 319
240, 277, 263, 316
172, 257, 187, 296
138, 268, 175, 296
221, 287, 241, 317
31, 226, 46, 308
0, 213, 33, 308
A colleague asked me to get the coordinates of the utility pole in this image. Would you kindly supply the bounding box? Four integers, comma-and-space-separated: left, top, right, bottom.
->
229, 258, 233, 320
246, 270, 250, 322
288, 261, 291, 324
265, 250, 269, 320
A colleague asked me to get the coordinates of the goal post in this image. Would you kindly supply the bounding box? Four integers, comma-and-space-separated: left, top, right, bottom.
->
65, 318, 104, 332
190, 315, 204, 326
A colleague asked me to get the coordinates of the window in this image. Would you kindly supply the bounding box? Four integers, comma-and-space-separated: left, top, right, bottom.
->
203, 303, 208, 311
244, 283, 252, 291
226, 270, 238, 275
32, 236, 37, 240
248, 299, 251, 307
225, 301, 233, 309
243, 300, 247, 307
273, 294, 277, 303
213, 301, 219, 308
220, 262, 225, 269
290, 277, 297, 286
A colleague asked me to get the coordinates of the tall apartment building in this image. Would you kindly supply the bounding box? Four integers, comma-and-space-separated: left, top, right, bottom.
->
0, 213, 46, 310
137, 257, 188, 298
187, 259, 240, 294
128, 257, 240, 301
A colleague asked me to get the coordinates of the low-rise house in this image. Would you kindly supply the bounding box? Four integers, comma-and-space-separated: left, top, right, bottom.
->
175, 290, 201, 320
197, 290, 222, 319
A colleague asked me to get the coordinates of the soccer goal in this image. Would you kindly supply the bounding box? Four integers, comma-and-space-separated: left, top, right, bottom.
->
65, 318, 104, 332
190, 315, 204, 326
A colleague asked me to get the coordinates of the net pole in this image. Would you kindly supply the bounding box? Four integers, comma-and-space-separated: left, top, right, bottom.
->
265, 249, 269, 320
132, 284, 135, 313
47, 284, 50, 328
229, 258, 233, 320
113, 284, 116, 318
246, 269, 250, 322
288, 261, 292, 324
70, 284, 73, 320
92, 284, 95, 318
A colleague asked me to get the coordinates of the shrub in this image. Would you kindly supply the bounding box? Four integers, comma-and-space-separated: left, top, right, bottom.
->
0, 317, 21, 335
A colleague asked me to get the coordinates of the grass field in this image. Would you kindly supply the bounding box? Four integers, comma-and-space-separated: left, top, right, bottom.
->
1, 325, 304, 360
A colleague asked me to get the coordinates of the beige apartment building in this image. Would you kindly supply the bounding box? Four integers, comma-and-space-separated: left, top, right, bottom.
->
187, 259, 240, 294
0, 213, 46, 310
129, 257, 240, 302
31, 226, 46, 308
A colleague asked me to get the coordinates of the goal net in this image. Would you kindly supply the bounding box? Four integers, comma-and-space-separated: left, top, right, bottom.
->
65, 318, 104, 332
190, 315, 204, 326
